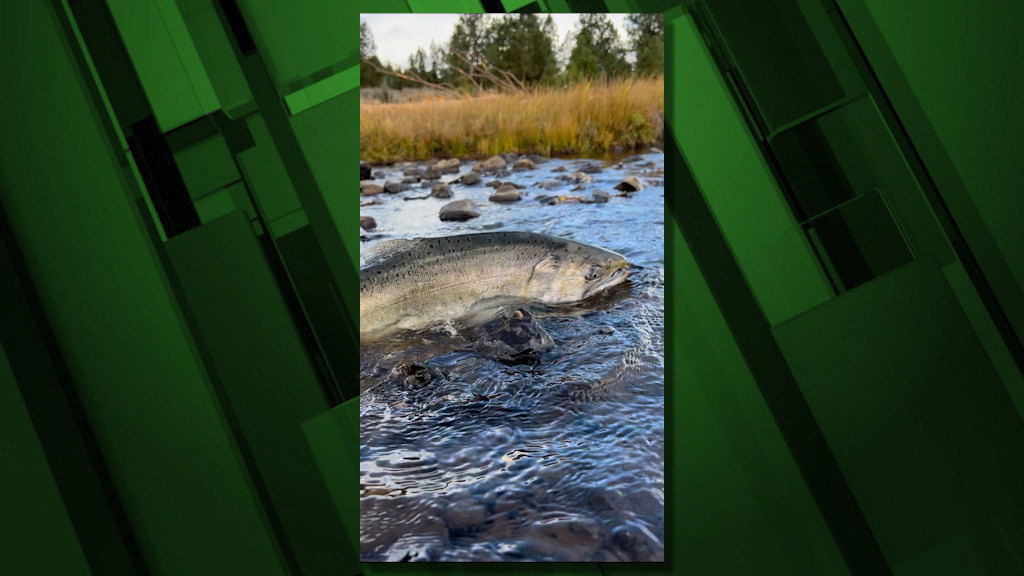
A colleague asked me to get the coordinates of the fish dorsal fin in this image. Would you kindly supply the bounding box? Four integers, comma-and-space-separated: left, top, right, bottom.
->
361, 238, 422, 268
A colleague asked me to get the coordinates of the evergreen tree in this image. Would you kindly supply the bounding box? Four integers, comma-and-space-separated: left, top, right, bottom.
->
627, 13, 664, 76
447, 14, 489, 68
359, 21, 383, 87
567, 14, 628, 81
484, 14, 558, 85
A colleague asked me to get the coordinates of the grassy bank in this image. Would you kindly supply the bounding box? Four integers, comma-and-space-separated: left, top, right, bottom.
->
360, 77, 664, 164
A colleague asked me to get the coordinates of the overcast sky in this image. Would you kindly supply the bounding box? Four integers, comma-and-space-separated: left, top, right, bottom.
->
362, 14, 632, 68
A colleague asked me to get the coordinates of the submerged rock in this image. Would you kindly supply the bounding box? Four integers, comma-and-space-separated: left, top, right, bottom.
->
578, 162, 604, 174
614, 176, 644, 192
561, 172, 592, 185
359, 215, 377, 230
551, 165, 568, 173
431, 183, 453, 198
473, 308, 555, 364
439, 199, 480, 221
536, 180, 561, 190
387, 363, 442, 387
590, 190, 611, 204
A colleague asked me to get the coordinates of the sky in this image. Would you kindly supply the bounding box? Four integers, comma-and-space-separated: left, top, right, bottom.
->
362, 13, 632, 68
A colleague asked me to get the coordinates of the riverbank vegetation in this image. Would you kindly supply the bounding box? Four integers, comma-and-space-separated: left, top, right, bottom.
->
360, 77, 663, 164
359, 13, 664, 164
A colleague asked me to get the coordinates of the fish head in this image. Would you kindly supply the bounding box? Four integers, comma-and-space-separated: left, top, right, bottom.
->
526, 243, 630, 304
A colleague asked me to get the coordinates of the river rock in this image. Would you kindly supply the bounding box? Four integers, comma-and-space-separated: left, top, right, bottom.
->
485, 180, 504, 188
536, 180, 561, 190
512, 157, 537, 171
439, 199, 479, 221
443, 502, 487, 533
472, 155, 507, 172
359, 162, 372, 180
561, 172, 592, 185
360, 182, 384, 196
422, 168, 442, 180
457, 171, 482, 186
551, 165, 567, 173
433, 158, 460, 173
591, 190, 611, 203
402, 167, 421, 177
489, 184, 522, 203
578, 162, 604, 174
614, 176, 644, 192
474, 308, 554, 364
359, 215, 377, 230
401, 176, 420, 184
431, 183, 452, 198
525, 154, 549, 164
384, 181, 411, 194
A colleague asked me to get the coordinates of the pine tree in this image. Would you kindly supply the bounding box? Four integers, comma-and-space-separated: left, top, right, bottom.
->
627, 14, 664, 76
484, 14, 558, 85
447, 14, 489, 68
359, 21, 383, 87
567, 14, 628, 81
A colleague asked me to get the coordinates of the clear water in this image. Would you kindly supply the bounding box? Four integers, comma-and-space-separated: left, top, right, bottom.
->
359, 153, 665, 562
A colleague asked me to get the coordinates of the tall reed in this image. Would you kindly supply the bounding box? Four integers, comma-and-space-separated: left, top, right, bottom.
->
360, 77, 664, 164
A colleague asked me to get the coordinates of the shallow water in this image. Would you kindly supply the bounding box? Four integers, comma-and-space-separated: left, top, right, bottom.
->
359, 153, 665, 562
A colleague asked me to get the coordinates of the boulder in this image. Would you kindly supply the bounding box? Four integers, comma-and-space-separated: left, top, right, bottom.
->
512, 157, 537, 171
614, 176, 644, 192
489, 183, 522, 203
359, 216, 376, 230
360, 182, 384, 196
422, 168, 442, 180
490, 189, 522, 203
431, 183, 452, 198
359, 162, 372, 180
433, 158, 460, 173
384, 181, 411, 194
591, 190, 611, 204
439, 199, 480, 221
472, 155, 507, 172
458, 171, 482, 186
402, 167, 421, 177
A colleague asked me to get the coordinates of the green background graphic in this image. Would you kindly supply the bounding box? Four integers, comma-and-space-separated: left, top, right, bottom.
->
1, 0, 1022, 574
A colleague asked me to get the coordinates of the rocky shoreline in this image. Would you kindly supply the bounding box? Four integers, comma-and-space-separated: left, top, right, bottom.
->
359, 151, 664, 234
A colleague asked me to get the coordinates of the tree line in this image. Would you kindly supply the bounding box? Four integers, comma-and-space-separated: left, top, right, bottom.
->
360, 14, 664, 91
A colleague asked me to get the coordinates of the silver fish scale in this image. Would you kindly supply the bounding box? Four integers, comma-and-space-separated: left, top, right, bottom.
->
360, 232, 595, 341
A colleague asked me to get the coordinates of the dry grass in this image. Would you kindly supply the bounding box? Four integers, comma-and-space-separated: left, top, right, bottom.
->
360, 77, 664, 164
